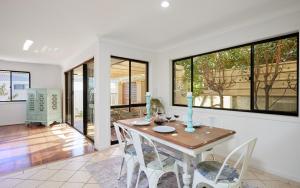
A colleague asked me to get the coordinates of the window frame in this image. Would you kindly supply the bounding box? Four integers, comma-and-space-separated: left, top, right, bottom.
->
110, 56, 149, 111
0, 70, 31, 102
172, 33, 299, 116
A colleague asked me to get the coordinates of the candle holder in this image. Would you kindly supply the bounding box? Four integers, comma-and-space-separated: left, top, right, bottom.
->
145, 92, 151, 122
185, 92, 195, 133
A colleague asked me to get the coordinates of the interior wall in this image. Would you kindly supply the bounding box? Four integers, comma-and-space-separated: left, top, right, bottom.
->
0, 60, 62, 126
153, 11, 300, 181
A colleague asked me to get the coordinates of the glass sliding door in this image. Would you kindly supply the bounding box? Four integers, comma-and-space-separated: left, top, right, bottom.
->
86, 61, 95, 140
65, 58, 95, 140
73, 65, 84, 134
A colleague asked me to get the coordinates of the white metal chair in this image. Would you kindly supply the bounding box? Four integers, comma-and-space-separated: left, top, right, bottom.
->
113, 123, 139, 188
130, 129, 181, 188
192, 138, 257, 188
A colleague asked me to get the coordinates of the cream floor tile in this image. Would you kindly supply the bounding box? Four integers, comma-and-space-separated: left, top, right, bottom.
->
37, 181, 64, 188
61, 182, 85, 188
87, 176, 98, 183
15, 180, 44, 188
253, 170, 286, 182
62, 161, 86, 171
48, 169, 75, 182
0, 178, 24, 188
46, 160, 70, 170
83, 183, 101, 188
242, 179, 266, 188
0, 171, 23, 179
263, 180, 295, 188
29, 169, 58, 180
243, 171, 259, 180
79, 162, 94, 171
12, 169, 39, 179
71, 154, 94, 162
68, 171, 92, 183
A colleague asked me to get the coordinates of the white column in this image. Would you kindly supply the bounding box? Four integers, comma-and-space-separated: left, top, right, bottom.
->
94, 41, 111, 150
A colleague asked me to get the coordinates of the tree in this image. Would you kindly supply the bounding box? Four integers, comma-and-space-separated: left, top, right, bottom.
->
194, 47, 250, 108
254, 37, 297, 110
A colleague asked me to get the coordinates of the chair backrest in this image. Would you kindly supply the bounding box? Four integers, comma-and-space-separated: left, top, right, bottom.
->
113, 122, 133, 154
130, 129, 164, 170
214, 138, 257, 184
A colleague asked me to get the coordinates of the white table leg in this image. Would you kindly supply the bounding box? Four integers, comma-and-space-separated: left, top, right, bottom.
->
182, 154, 193, 188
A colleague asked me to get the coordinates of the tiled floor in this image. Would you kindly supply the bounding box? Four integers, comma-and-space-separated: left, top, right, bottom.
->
0, 145, 299, 188
0, 124, 95, 175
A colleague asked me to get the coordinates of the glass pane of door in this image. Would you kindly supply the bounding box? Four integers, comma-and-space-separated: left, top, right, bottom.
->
73, 66, 84, 133
87, 62, 95, 140
65, 71, 72, 125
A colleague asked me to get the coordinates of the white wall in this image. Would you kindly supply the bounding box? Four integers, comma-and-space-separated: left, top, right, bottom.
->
0, 60, 62, 126
153, 10, 300, 181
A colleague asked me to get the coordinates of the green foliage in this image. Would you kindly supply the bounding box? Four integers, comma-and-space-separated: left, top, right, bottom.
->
0, 83, 8, 96
254, 37, 297, 65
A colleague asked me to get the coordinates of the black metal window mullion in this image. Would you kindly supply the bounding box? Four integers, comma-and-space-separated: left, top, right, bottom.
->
10, 71, 12, 101
129, 60, 132, 112
250, 45, 255, 111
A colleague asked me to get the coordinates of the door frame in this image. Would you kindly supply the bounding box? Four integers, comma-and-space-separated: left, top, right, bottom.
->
64, 58, 94, 142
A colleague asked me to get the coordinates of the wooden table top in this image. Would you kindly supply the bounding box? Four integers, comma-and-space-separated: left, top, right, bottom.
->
118, 118, 236, 149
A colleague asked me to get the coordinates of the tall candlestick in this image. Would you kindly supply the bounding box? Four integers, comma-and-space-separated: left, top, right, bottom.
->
185, 92, 195, 133
145, 92, 151, 122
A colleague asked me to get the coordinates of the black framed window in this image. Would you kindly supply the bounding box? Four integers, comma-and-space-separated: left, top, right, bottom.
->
0, 70, 30, 102
110, 56, 149, 109
110, 56, 149, 144
172, 33, 299, 116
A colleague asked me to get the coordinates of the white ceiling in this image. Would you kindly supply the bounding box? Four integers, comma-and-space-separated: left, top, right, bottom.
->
0, 0, 299, 65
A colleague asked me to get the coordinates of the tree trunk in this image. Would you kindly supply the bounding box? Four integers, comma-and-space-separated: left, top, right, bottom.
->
265, 86, 270, 110
219, 93, 224, 108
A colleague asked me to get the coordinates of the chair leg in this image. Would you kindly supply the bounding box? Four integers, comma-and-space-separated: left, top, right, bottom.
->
118, 157, 125, 180
135, 168, 142, 188
192, 170, 199, 188
174, 163, 181, 188
126, 159, 135, 188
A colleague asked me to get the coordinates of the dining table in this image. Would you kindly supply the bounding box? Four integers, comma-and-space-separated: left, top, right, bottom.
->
117, 118, 236, 188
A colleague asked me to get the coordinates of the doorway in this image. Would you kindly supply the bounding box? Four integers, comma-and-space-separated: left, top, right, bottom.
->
65, 58, 94, 141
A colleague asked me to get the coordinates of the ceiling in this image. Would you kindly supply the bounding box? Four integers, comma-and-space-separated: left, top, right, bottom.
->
0, 0, 299, 65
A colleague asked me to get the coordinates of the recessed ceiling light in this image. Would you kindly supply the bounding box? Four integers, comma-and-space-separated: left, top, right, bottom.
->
23, 40, 34, 51
161, 1, 170, 8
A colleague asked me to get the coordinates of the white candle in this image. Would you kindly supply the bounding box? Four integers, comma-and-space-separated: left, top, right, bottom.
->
187, 92, 192, 97
146, 92, 151, 96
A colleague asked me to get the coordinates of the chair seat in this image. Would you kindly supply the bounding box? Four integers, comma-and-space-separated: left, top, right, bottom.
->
124, 143, 153, 155
145, 152, 176, 170
196, 161, 239, 183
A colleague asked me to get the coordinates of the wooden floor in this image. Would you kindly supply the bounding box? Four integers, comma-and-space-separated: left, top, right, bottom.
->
0, 123, 95, 175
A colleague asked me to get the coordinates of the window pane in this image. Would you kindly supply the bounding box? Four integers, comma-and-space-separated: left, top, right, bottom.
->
73, 66, 84, 133
254, 36, 298, 113
111, 58, 129, 106
174, 58, 192, 105
193, 46, 251, 110
0, 71, 11, 101
87, 62, 95, 140
11, 72, 30, 101
131, 62, 147, 104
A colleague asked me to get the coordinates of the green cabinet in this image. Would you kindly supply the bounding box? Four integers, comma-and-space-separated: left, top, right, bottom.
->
26, 88, 62, 126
